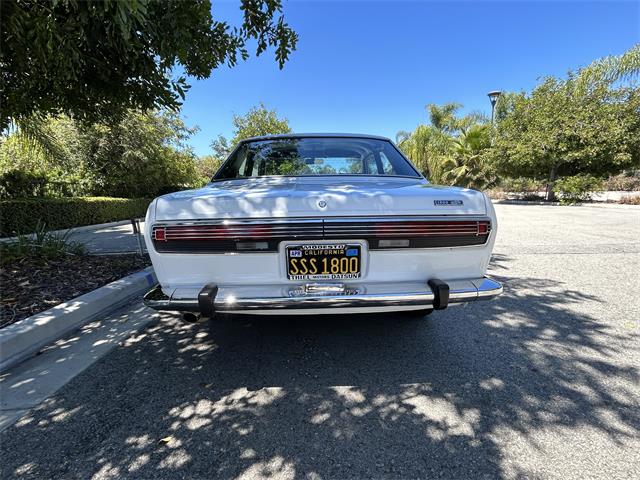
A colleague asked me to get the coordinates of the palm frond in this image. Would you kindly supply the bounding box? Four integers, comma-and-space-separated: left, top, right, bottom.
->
8, 116, 66, 163
576, 44, 640, 89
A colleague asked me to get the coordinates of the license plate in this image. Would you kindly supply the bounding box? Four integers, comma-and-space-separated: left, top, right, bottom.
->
286, 244, 361, 280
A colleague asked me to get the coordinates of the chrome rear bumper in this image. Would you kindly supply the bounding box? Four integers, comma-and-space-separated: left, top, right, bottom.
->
143, 276, 503, 315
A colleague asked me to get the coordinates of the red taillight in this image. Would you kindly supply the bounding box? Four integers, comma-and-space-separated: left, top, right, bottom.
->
153, 220, 490, 242
478, 222, 489, 235
154, 228, 166, 241
374, 220, 481, 237
243, 225, 272, 238
152, 224, 274, 241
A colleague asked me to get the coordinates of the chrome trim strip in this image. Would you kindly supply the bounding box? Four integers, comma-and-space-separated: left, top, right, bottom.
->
153, 215, 491, 227
142, 276, 503, 313
153, 218, 324, 227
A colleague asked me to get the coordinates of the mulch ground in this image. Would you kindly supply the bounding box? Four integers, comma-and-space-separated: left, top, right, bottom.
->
0, 254, 151, 328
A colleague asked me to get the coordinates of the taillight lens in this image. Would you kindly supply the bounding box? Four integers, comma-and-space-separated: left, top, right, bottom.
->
478, 221, 489, 235
153, 227, 166, 241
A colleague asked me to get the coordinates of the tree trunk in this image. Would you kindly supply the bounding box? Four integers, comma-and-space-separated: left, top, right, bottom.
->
545, 164, 559, 201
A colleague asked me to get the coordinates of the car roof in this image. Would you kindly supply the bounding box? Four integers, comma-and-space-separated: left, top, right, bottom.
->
239, 133, 393, 143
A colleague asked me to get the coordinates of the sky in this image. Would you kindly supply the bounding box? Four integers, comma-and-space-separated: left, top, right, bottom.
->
180, 0, 640, 156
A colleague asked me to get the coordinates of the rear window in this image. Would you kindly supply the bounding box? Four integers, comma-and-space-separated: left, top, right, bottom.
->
214, 137, 420, 180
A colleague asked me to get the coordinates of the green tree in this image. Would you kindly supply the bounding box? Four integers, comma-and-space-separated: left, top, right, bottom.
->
0, 110, 203, 198
493, 92, 524, 123
210, 135, 233, 160
79, 111, 201, 197
0, 0, 298, 130
426, 103, 488, 134
427, 103, 463, 134
196, 154, 224, 182
491, 47, 640, 200
397, 103, 491, 187
396, 125, 454, 184
0, 115, 91, 196
210, 103, 291, 158
574, 44, 640, 90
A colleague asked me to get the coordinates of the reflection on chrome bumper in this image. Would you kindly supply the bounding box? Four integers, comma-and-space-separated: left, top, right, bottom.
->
143, 276, 503, 315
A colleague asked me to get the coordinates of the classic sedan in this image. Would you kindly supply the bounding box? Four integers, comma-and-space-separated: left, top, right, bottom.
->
143, 133, 502, 321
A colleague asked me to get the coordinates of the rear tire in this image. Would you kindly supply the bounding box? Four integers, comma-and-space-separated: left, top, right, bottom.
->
180, 312, 207, 324
401, 308, 434, 319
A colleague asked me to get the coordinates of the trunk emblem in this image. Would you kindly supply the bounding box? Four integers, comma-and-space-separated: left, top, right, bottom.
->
434, 200, 463, 206
318, 200, 327, 208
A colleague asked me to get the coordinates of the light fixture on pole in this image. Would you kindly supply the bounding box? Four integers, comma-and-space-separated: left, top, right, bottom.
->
487, 90, 502, 123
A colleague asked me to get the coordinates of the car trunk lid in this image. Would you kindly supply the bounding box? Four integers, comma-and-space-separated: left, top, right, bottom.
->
153, 176, 487, 220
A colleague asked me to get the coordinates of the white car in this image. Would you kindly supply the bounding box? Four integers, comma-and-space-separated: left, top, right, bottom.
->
143, 134, 502, 321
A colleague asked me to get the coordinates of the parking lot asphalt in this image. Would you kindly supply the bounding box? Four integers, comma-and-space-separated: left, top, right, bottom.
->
1, 204, 639, 480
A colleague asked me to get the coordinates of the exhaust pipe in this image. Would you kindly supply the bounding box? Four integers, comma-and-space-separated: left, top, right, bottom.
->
181, 312, 203, 324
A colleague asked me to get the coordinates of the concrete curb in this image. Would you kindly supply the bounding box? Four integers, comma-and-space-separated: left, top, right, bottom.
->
0, 267, 157, 373
492, 199, 639, 209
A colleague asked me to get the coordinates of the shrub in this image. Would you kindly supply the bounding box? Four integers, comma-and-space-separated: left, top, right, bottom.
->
554, 175, 603, 204
0, 221, 85, 264
486, 189, 508, 200
619, 194, 640, 205
0, 170, 91, 199
602, 172, 640, 191
497, 177, 545, 193
0, 197, 152, 237
0, 171, 48, 198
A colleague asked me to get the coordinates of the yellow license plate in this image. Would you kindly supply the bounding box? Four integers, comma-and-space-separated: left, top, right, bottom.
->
286, 244, 361, 280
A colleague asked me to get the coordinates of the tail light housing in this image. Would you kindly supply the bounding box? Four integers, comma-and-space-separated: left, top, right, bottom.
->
151, 218, 491, 253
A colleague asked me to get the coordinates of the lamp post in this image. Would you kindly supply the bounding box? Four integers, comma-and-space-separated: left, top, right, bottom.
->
487, 90, 502, 124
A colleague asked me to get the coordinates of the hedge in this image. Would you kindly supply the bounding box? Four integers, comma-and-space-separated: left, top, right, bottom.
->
0, 197, 152, 237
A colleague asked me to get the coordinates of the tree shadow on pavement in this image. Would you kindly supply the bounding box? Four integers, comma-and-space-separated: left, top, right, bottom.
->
1, 263, 638, 479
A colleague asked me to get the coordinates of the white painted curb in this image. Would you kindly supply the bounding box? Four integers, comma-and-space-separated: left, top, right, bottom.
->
0, 267, 157, 372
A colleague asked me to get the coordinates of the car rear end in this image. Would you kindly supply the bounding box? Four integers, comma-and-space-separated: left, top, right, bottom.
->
142, 134, 502, 317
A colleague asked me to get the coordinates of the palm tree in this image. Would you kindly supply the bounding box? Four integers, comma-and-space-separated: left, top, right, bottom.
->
426, 103, 462, 133
398, 103, 494, 187
575, 43, 640, 90
2, 115, 66, 164
397, 125, 454, 184
442, 124, 495, 190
